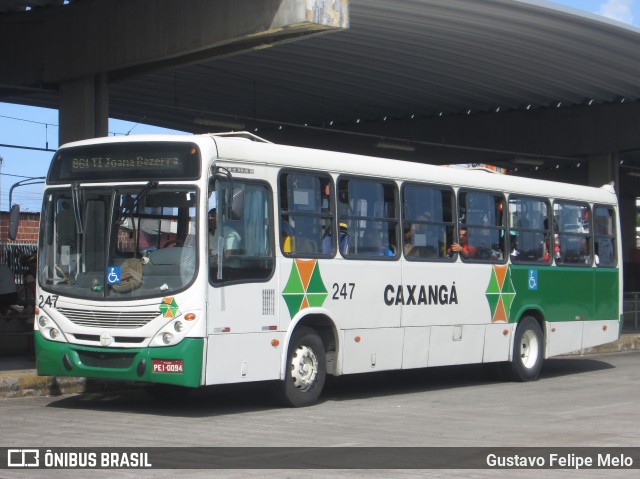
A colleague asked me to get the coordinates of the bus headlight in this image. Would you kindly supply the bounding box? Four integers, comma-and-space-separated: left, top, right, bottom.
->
37, 315, 67, 343
150, 313, 200, 347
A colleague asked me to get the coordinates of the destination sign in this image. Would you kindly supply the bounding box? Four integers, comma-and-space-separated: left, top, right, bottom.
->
71, 155, 183, 171
48, 142, 201, 183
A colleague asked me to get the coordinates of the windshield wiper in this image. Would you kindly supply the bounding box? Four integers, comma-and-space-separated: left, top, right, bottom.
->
121, 180, 158, 216
71, 183, 84, 234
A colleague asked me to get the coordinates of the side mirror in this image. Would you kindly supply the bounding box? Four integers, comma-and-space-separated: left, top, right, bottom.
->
8, 204, 20, 240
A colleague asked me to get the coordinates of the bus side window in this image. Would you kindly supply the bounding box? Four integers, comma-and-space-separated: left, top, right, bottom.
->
338, 177, 398, 259
279, 171, 334, 257
402, 183, 455, 261
554, 201, 592, 266
508, 196, 549, 264
458, 190, 506, 263
594, 205, 616, 267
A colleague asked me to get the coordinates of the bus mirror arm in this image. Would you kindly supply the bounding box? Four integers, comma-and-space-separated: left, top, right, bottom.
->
7, 177, 45, 240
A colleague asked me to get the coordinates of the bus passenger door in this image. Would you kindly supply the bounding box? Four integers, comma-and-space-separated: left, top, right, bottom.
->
205, 179, 282, 385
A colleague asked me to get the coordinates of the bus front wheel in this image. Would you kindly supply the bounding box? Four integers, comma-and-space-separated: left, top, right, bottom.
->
275, 327, 326, 407
502, 316, 544, 382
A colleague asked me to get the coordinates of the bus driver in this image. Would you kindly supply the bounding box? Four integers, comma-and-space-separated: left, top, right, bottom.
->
208, 208, 241, 257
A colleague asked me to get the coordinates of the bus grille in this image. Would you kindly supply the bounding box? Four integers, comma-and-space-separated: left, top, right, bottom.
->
58, 308, 159, 329
77, 350, 137, 369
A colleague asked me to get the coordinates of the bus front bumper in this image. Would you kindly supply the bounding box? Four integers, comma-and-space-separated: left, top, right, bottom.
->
35, 332, 204, 388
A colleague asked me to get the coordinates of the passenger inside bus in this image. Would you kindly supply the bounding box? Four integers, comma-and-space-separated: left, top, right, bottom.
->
282, 220, 294, 253
509, 231, 519, 261
208, 208, 241, 256
403, 226, 414, 256
337, 223, 349, 255
322, 222, 349, 255
449, 227, 476, 258
542, 218, 560, 262
404, 213, 441, 258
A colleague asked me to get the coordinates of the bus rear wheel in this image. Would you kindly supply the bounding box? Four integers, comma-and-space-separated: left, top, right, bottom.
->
502, 316, 544, 382
275, 327, 326, 407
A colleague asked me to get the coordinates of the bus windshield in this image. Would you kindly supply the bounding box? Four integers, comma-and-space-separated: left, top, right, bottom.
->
39, 186, 198, 300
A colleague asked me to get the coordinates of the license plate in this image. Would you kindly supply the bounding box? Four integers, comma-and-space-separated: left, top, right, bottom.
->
152, 359, 184, 373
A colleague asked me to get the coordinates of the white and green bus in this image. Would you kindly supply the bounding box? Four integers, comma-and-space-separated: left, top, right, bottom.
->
33, 132, 622, 406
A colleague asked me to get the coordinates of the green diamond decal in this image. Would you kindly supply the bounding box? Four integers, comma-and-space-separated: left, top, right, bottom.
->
307, 262, 328, 295
284, 262, 305, 294
485, 292, 500, 316
485, 265, 517, 322
282, 259, 328, 319
159, 297, 179, 318
283, 294, 305, 318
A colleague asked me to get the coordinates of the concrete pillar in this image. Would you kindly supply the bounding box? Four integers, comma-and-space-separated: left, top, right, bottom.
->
59, 73, 109, 146
588, 152, 637, 264
619, 196, 637, 264
588, 153, 618, 191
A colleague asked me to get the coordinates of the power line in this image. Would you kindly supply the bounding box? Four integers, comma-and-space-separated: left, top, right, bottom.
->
0, 114, 57, 127
0, 171, 46, 179
0, 143, 55, 152
1, 111, 139, 137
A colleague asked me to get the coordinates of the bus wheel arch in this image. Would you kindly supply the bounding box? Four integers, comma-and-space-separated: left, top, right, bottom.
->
503, 312, 545, 382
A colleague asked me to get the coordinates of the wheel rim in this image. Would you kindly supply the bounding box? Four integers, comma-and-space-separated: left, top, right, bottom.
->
520, 329, 539, 369
290, 345, 318, 391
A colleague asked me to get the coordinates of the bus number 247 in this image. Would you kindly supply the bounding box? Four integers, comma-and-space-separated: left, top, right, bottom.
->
38, 295, 59, 308
332, 283, 355, 300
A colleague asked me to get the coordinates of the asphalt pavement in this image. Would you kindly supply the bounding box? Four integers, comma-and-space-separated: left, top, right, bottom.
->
1, 327, 638, 400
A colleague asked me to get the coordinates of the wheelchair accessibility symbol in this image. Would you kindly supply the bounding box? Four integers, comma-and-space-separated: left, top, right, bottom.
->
528, 269, 538, 290
107, 266, 121, 285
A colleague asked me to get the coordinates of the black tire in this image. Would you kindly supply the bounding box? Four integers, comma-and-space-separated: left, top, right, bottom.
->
501, 316, 544, 382
274, 327, 326, 407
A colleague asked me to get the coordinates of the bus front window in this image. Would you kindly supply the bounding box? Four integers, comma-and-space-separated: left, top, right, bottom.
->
39, 187, 198, 299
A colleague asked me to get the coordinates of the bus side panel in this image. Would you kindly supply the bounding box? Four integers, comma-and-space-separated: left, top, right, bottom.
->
583, 268, 620, 349
205, 332, 282, 385
510, 265, 591, 357
545, 321, 584, 357
401, 262, 492, 327
427, 325, 485, 367
592, 268, 620, 321
510, 266, 594, 323
483, 323, 513, 363
582, 320, 620, 349
317, 258, 402, 330
401, 326, 430, 369
341, 328, 403, 374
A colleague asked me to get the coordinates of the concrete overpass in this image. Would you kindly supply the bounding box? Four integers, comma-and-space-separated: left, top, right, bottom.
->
0, 0, 639, 264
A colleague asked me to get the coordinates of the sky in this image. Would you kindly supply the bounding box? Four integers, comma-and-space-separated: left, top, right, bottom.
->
1, 0, 639, 212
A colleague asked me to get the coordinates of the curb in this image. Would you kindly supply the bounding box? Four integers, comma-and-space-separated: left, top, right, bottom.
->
1, 334, 639, 400
0, 373, 87, 399
573, 333, 640, 355
0, 372, 134, 399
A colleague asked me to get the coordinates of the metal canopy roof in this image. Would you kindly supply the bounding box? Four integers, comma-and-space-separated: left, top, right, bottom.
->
107, 0, 640, 132
2, 0, 640, 158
